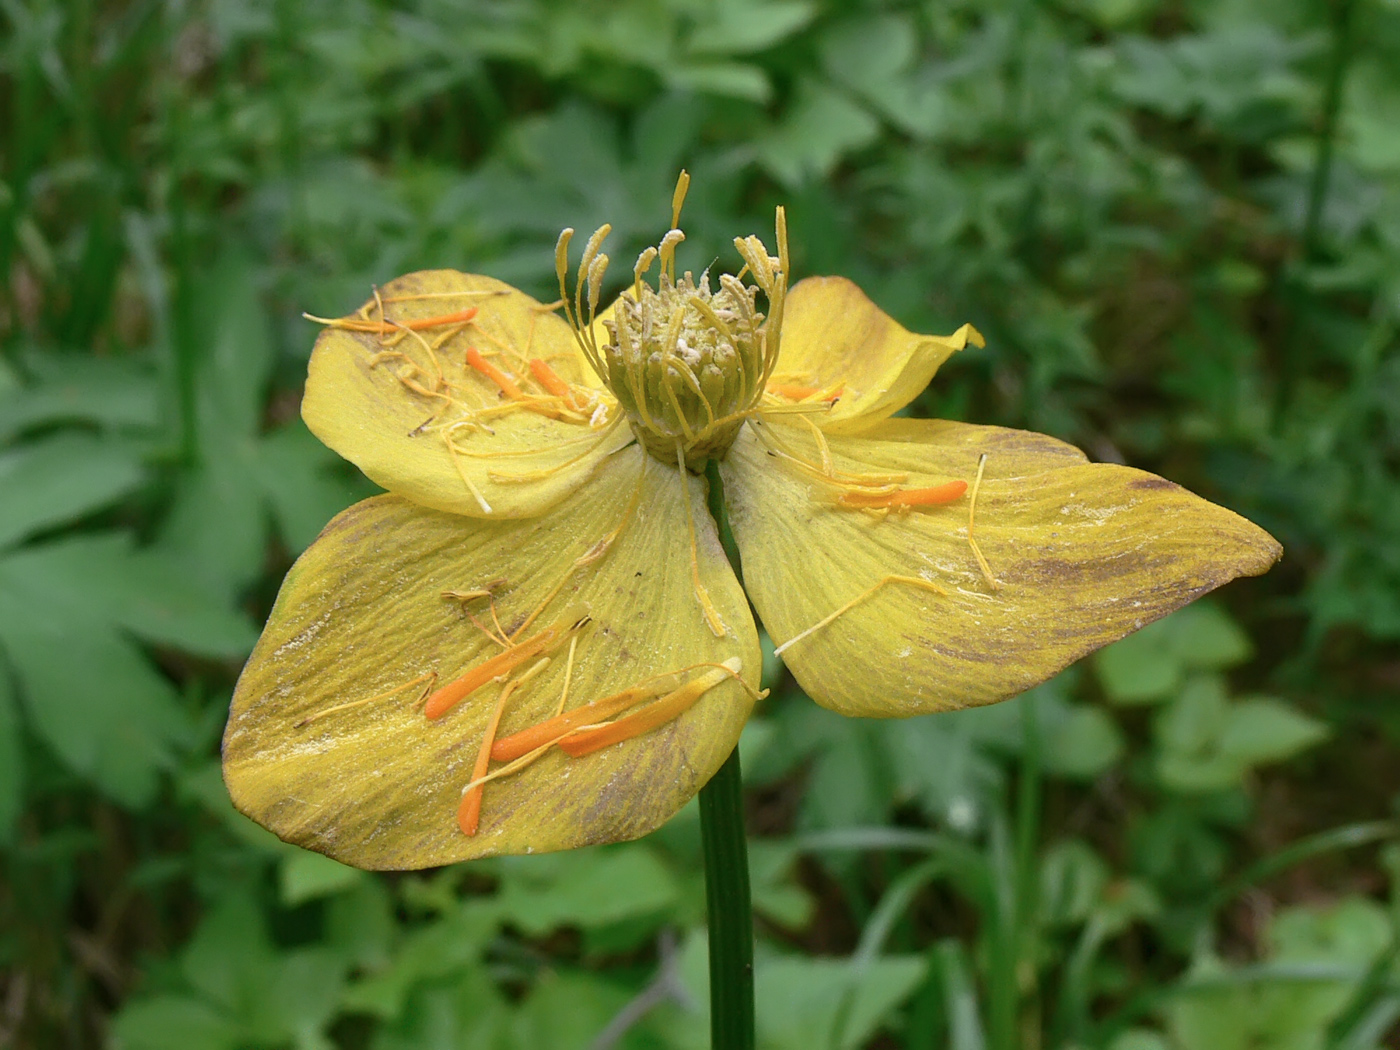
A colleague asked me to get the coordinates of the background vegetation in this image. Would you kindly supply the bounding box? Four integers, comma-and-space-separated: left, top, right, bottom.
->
2, 0, 1399, 1046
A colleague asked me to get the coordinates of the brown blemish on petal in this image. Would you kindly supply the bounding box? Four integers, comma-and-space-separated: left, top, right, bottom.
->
1127, 476, 1181, 492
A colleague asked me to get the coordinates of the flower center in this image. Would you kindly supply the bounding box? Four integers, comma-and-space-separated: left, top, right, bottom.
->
556, 172, 789, 471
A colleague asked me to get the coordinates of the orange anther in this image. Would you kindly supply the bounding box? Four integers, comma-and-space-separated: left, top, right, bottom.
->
768, 383, 842, 402
557, 659, 740, 758
837, 480, 968, 509
465, 346, 524, 400
315, 306, 479, 335
529, 358, 577, 402
489, 683, 665, 763
458, 680, 515, 836
403, 306, 479, 330
424, 611, 587, 720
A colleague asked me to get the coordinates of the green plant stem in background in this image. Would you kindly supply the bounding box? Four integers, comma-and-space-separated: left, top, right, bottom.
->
700, 459, 755, 1049
1302, 0, 1359, 260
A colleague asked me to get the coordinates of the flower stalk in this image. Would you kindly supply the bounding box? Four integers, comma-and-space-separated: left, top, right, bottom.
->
699, 746, 755, 1050
700, 457, 755, 1046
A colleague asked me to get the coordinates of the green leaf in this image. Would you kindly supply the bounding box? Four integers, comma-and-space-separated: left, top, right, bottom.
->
341, 902, 497, 1019
0, 432, 145, 550
1043, 704, 1125, 780
755, 80, 881, 188
761, 955, 927, 1050
0, 656, 23, 841
1096, 603, 1253, 705
1154, 676, 1236, 792
820, 14, 950, 138
677, 933, 927, 1050
933, 940, 988, 1050
1154, 678, 1327, 793
158, 452, 270, 602
0, 576, 188, 806
495, 844, 680, 935
176, 893, 346, 1046
280, 849, 365, 906
665, 61, 772, 103
1171, 602, 1255, 670
0, 355, 160, 443
0, 534, 257, 658
369, 970, 511, 1050
749, 839, 815, 929
1269, 897, 1392, 967
108, 996, 240, 1050
1041, 840, 1111, 927
1219, 696, 1329, 768
1166, 956, 1361, 1050
325, 878, 396, 972
512, 969, 640, 1050
686, 0, 816, 55
180, 895, 275, 1020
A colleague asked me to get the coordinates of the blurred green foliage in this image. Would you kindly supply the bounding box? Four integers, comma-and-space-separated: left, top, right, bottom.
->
2, 0, 1399, 1046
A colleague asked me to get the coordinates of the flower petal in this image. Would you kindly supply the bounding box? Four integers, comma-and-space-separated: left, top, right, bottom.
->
770, 277, 982, 433
721, 418, 1280, 718
303, 270, 631, 519
224, 446, 758, 869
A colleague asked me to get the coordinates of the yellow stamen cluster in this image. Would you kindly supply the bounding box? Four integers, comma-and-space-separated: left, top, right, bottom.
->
556, 171, 790, 470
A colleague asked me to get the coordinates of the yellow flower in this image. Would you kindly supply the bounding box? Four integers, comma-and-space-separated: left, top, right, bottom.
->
223, 176, 1280, 870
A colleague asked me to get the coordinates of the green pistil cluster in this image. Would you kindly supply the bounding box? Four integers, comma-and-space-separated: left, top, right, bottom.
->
602, 270, 764, 470
555, 171, 789, 472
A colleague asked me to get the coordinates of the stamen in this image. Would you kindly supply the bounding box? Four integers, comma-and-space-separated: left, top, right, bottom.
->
553, 635, 578, 717
774, 575, 949, 657
767, 383, 842, 403
967, 453, 1002, 591
293, 672, 436, 728
466, 607, 511, 649
659, 229, 685, 282
424, 607, 589, 720
554, 228, 576, 319
529, 358, 581, 408
837, 481, 968, 509
489, 680, 673, 763
633, 247, 658, 296
458, 677, 519, 836
465, 347, 523, 400
492, 658, 745, 762
304, 306, 478, 335
444, 438, 494, 514
798, 415, 834, 477
671, 170, 691, 229
558, 657, 742, 757
378, 289, 510, 304
485, 415, 624, 483
586, 253, 609, 322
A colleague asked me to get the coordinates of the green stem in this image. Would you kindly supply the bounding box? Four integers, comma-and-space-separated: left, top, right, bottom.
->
700, 747, 755, 1050
700, 459, 756, 1050
700, 458, 755, 1049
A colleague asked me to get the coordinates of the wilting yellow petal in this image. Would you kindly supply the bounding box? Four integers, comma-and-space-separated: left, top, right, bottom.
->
224, 446, 758, 869
768, 277, 982, 434
303, 270, 631, 519
721, 417, 1280, 718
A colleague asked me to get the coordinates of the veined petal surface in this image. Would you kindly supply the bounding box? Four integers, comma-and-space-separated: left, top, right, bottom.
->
224, 446, 758, 869
303, 271, 630, 519
770, 277, 983, 433
722, 417, 1281, 718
